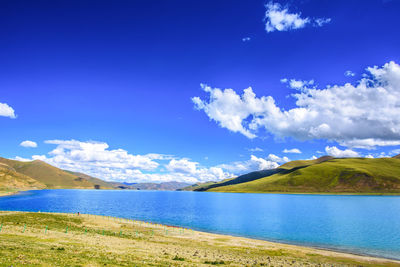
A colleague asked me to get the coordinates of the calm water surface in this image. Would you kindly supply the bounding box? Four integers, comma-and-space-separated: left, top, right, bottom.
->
1, 189, 400, 260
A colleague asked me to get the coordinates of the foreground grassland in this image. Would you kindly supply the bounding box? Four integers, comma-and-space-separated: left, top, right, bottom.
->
0, 211, 399, 266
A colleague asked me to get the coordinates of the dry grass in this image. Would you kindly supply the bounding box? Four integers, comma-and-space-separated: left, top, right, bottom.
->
0, 211, 399, 266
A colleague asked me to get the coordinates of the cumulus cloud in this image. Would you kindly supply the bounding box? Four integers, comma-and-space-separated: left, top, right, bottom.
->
192, 85, 257, 138
248, 147, 263, 152
325, 146, 359, 158
192, 61, 400, 149
166, 158, 198, 174
267, 153, 289, 163
283, 148, 301, 154
17, 139, 234, 184
314, 18, 331, 27
218, 154, 288, 174
345, 70, 355, 77
281, 78, 315, 90
264, 2, 330, 33
20, 140, 38, 148
0, 102, 16, 118
44, 139, 159, 171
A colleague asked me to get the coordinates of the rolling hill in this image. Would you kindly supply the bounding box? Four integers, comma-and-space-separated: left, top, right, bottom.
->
0, 162, 46, 191
0, 157, 112, 189
193, 155, 400, 194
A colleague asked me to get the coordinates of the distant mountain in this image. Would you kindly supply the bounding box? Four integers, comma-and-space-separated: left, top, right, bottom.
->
0, 157, 111, 189
64, 171, 115, 189
112, 181, 191, 191
192, 156, 400, 194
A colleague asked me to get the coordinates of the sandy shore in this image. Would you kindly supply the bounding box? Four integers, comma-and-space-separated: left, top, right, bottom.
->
0, 190, 20, 197
0, 211, 399, 266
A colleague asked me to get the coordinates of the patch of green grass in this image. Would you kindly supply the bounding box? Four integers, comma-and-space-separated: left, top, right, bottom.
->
172, 255, 185, 261
204, 260, 225, 265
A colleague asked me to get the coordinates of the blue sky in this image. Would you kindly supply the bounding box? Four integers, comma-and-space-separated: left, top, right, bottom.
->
1, 0, 400, 183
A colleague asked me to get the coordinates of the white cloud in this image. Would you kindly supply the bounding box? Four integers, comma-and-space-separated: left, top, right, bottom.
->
242, 37, 251, 42
248, 147, 263, 152
0, 102, 16, 118
44, 139, 159, 170
283, 148, 302, 154
14, 156, 31, 162
267, 153, 289, 163
314, 18, 331, 27
192, 84, 258, 138
166, 158, 198, 174
264, 2, 330, 33
17, 139, 233, 184
339, 139, 400, 149
345, 70, 355, 77
217, 153, 289, 174
192, 61, 400, 149
219, 155, 279, 173
281, 78, 315, 90
20, 140, 38, 148
325, 146, 359, 158
390, 149, 400, 156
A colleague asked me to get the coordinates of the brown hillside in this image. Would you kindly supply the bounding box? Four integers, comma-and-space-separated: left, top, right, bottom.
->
0, 163, 46, 191
0, 157, 98, 189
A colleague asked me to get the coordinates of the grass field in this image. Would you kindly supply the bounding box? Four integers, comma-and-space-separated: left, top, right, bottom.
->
0, 211, 399, 266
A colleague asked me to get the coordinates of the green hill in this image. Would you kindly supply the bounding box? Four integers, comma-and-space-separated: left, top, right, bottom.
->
0, 157, 109, 189
195, 155, 400, 194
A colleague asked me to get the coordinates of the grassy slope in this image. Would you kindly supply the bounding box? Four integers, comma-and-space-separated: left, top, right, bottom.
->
0, 163, 46, 192
205, 157, 400, 193
0, 157, 96, 189
0, 211, 398, 266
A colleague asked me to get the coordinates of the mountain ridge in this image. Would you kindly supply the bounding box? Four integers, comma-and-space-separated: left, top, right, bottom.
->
191, 155, 400, 194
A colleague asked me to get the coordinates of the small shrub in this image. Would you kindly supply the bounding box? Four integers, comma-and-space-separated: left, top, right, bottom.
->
172, 255, 185, 261
204, 260, 225, 265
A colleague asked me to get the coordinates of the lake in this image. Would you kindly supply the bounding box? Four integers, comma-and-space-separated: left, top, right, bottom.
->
1, 189, 400, 260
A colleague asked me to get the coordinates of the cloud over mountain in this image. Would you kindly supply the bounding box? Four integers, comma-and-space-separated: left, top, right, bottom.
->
19, 139, 235, 183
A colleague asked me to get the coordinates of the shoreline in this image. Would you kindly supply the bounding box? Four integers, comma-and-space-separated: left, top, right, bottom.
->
0, 190, 22, 197
1, 210, 399, 266
4, 187, 400, 196
191, 227, 400, 262
188, 226, 400, 266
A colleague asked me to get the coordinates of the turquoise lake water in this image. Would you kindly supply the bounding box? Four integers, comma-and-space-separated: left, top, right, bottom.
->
1, 189, 400, 260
